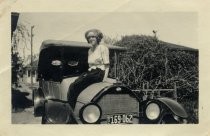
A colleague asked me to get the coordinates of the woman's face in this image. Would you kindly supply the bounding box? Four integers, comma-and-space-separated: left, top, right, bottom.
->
87, 32, 98, 46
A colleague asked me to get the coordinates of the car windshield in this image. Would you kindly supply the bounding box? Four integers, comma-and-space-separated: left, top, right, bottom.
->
38, 46, 89, 81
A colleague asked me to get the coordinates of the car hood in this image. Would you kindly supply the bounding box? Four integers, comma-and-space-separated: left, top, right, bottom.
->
60, 77, 78, 101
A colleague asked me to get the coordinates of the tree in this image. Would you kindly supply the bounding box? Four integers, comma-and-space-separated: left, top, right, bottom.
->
11, 23, 30, 86
102, 35, 118, 45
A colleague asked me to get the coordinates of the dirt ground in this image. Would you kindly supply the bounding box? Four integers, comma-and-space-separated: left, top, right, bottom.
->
12, 107, 41, 124
12, 82, 42, 124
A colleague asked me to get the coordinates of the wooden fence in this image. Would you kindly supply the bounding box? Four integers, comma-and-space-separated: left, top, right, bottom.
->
133, 82, 177, 101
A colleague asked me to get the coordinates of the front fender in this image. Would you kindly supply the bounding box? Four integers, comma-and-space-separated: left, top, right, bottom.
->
33, 88, 45, 117
43, 99, 77, 124
157, 97, 188, 118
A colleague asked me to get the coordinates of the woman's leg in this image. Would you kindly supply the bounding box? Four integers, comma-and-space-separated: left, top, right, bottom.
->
68, 68, 104, 109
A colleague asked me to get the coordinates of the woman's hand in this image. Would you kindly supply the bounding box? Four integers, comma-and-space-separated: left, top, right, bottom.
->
95, 58, 103, 64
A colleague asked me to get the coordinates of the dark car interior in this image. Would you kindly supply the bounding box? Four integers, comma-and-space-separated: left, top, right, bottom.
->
38, 46, 89, 82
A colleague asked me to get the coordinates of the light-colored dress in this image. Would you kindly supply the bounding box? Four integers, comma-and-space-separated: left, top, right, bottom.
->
88, 44, 109, 71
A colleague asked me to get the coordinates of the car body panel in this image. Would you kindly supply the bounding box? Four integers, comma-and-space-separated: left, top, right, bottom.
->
41, 80, 61, 100
60, 77, 78, 101
157, 97, 188, 118
74, 83, 141, 124
77, 82, 112, 103
74, 82, 112, 117
43, 99, 77, 124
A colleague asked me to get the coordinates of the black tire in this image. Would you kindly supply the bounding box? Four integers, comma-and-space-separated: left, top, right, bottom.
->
41, 115, 52, 124
41, 115, 46, 124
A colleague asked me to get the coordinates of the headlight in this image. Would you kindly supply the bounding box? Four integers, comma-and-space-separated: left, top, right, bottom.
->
145, 102, 161, 120
80, 103, 101, 124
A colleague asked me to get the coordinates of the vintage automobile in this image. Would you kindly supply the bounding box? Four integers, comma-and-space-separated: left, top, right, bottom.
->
33, 40, 188, 124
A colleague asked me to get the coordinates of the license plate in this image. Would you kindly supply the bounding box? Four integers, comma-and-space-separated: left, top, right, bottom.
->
107, 114, 133, 124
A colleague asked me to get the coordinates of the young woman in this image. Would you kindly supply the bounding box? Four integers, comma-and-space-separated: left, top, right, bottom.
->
68, 29, 110, 109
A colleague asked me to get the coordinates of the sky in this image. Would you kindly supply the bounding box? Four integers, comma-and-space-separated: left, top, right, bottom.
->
16, 12, 198, 57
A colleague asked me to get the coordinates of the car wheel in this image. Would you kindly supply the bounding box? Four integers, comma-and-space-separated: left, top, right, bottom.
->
41, 115, 47, 124
41, 115, 52, 124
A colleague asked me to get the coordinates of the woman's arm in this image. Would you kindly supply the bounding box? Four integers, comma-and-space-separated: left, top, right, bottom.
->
103, 64, 109, 81
101, 45, 110, 81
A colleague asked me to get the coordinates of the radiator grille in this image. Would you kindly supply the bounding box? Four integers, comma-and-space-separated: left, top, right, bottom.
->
97, 94, 139, 119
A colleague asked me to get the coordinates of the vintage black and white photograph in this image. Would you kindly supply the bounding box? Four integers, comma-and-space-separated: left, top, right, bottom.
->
11, 12, 198, 124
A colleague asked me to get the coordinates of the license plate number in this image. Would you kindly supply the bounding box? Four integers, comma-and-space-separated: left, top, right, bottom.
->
107, 114, 133, 124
